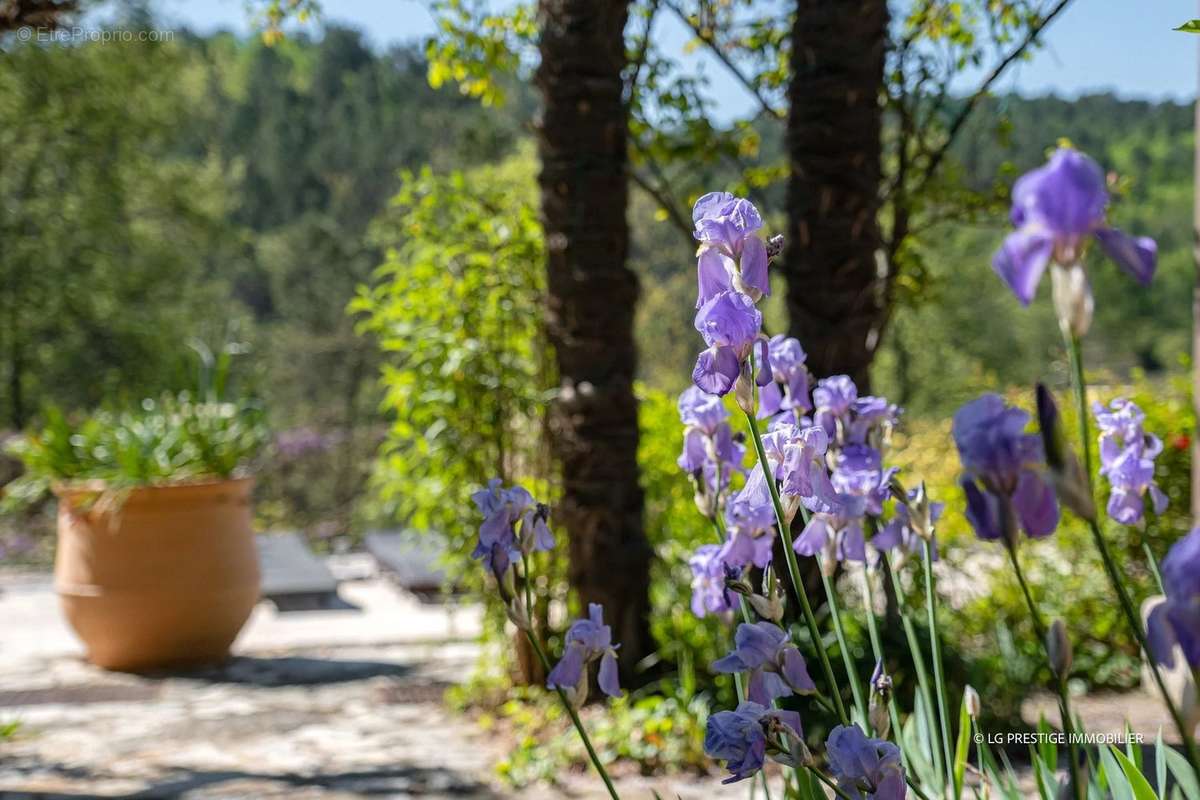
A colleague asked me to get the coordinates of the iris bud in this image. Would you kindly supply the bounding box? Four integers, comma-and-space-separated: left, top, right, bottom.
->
1047, 618, 1073, 678
734, 367, 755, 415
964, 685, 981, 719
868, 661, 892, 738
748, 590, 784, 623
1051, 263, 1094, 339
1035, 383, 1096, 522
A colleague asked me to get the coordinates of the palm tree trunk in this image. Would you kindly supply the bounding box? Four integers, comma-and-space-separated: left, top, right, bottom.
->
535, 0, 654, 679
784, 0, 889, 388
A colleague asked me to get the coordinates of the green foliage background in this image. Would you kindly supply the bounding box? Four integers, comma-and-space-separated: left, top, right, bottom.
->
3, 8, 1200, 781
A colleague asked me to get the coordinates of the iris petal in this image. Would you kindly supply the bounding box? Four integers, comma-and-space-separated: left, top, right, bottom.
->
1095, 227, 1157, 285
992, 229, 1054, 305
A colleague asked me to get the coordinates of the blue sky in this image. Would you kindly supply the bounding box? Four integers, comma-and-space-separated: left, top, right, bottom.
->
135, 0, 1197, 119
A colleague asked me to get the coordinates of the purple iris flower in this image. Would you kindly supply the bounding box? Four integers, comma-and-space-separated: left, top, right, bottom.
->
546, 603, 622, 699
793, 442, 895, 564
1147, 527, 1200, 669
872, 489, 943, 561
831, 444, 896, 517
793, 501, 868, 564
814, 375, 858, 438
724, 472, 777, 569
677, 387, 746, 480
471, 479, 554, 577
693, 290, 768, 396
712, 621, 816, 706
705, 701, 803, 784
993, 148, 1157, 305
813, 375, 900, 448
1093, 397, 1168, 525
693, 192, 770, 308
679, 384, 729, 434
764, 422, 840, 514
757, 335, 812, 420
689, 544, 740, 618
826, 724, 907, 800
953, 395, 1059, 542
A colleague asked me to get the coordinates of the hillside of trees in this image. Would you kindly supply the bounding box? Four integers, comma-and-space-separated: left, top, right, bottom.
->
2, 22, 1193, 538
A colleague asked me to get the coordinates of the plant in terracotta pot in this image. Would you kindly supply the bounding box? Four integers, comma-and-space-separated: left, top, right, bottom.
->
4, 394, 268, 670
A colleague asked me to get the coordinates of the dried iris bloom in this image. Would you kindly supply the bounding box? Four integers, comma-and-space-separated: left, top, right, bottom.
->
1093, 397, 1168, 525
1146, 528, 1200, 669
953, 394, 1059, 543
704, 701, 804, 784
693, 192, 771, 307
992, 147, 1157, 322
711, 621, 816, 706
546, 603, 622, 704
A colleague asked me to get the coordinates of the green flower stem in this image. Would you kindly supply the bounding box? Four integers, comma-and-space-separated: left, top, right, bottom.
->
743, 408, 849, 725
706, 485, 774, 800
1144, 541, 1165, 595
1063, 333, 1200, 773
809, 766, 856, 800
1002, 541, 1085, 800
921, 539, 956, 794
884, 553, 945, 791
861, 578, 940, 800
859, 570, 908, 754
820, 559, 867, 722
521, 556, 621, 800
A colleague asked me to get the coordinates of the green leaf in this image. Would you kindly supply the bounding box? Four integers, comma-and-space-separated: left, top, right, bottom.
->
1109, 746, 1159, 800
1126, 722, 1143, 770
1164, 746, 1200, 800
953, 696, 971, 798
1101, 745, 1136, 800
1175, 19, 1200, 32
1033, 747, 1061, 800
1038, 715, 1058, 775
1156, 730, 1168, 800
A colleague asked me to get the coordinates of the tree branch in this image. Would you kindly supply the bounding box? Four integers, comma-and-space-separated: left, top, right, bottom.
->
913, 0, 1074, 193
628, 165, 694, 247
625, 0, 662, 108
662, 0, 784, 121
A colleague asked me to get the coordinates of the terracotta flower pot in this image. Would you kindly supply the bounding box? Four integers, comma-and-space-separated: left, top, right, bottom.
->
54, 477, 260, 671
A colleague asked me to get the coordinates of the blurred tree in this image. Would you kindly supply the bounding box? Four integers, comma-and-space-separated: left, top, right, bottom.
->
424, 0, 1074, 390
785, 0, 888, 388
352, 155, 558, 682
199, 28, 527, 538
0, 0, 76, 32
536, 0, 655, 678
0, 35, 237, 428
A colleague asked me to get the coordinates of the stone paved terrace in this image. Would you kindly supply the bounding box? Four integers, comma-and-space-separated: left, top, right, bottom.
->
0, 564, 767, 799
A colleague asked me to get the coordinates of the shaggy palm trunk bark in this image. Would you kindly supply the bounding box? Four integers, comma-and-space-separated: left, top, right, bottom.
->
784, 0, 889, 389
535, 0, 654, 680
